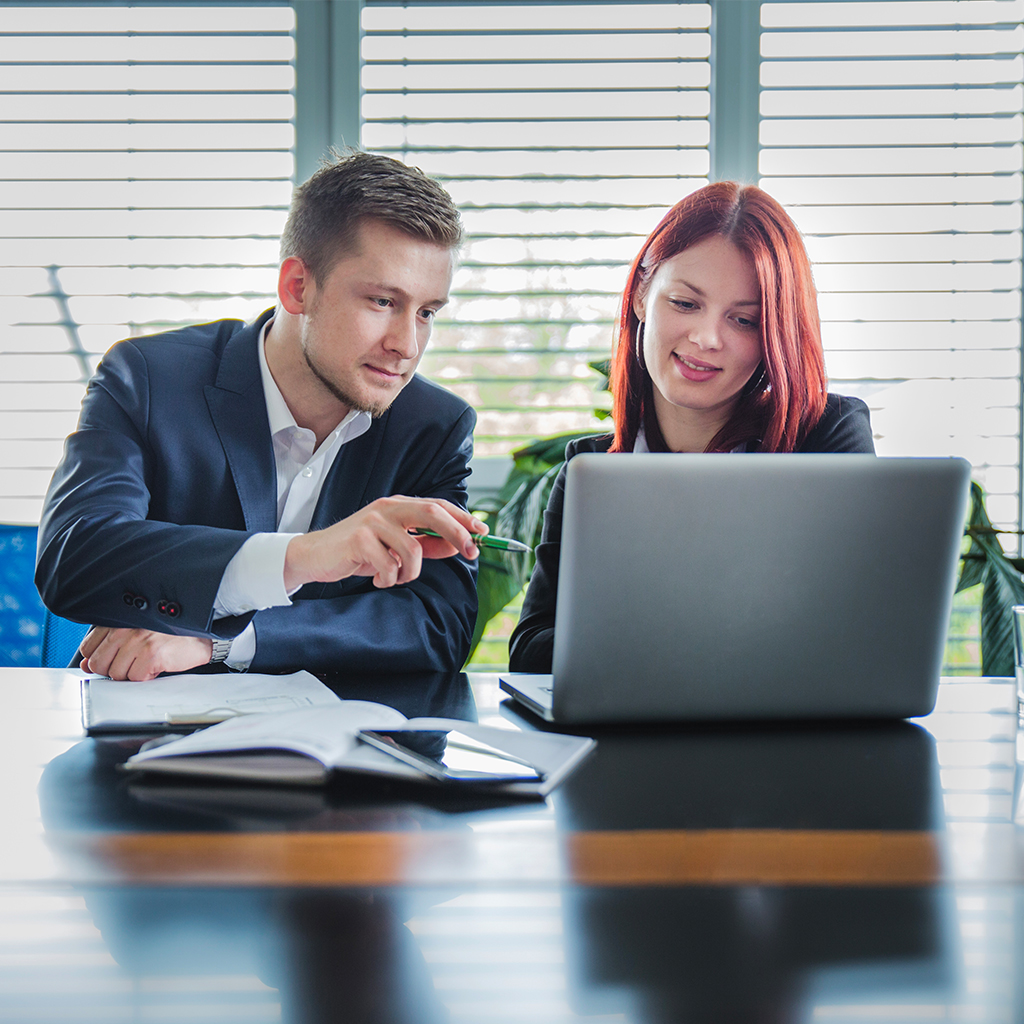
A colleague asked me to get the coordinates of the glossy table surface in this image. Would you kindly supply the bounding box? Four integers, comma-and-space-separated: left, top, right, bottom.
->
2, 667, 1023, 1022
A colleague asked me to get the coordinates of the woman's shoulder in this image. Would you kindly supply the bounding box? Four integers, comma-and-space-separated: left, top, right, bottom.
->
798, 393, 875, 454
821, 392, 872, 429
564, 432, 615, 460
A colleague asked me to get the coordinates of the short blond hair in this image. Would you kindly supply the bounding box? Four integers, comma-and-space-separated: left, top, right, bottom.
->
279, 150, 463, 284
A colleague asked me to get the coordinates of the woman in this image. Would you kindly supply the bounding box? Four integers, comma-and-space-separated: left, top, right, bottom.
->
508, 181, 875, 673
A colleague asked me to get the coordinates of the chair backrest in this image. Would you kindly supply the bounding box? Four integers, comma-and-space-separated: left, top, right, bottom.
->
41, 610, 90, 669
0, 524, 45, 666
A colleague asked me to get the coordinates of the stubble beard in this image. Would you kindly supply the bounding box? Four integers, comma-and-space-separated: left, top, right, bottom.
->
302, 346, 402, 419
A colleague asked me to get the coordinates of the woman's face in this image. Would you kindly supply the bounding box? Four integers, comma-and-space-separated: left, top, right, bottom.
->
634, 234, 763, 446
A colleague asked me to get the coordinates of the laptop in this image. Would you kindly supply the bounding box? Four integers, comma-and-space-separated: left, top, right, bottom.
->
500, 454, 971, 724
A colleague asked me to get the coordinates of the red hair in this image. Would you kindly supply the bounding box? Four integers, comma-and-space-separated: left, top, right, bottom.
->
610, 182, 828, 453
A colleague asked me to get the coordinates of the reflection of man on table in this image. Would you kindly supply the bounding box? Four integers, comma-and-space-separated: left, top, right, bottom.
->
37, 152, 484, 681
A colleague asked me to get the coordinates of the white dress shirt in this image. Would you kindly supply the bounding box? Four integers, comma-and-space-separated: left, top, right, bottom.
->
211, 319, 371, 668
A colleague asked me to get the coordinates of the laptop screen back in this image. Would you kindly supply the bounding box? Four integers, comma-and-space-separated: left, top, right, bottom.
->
549, 454, 970, 722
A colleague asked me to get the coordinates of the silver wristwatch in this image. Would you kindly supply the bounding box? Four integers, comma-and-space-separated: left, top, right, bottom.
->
209, 637, 233, 664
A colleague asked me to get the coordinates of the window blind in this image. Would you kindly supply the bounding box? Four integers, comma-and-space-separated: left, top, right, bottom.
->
361, 1, 713, 456
0, 2, 294, 524
760, 0, 1024, 528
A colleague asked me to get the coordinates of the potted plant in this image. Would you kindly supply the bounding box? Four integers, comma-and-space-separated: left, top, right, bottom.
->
956, 481, 1024, 676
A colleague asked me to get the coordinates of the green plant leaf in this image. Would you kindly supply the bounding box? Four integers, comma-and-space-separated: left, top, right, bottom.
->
588, 358, 611, 393
956, 480, 1024, 673
502, 432, 581, 490
496, 461, 564, 586
934, 478, 1024, 675
957, 482, 991, 593
980, 551, 1024, 675
468, 541, 526, 658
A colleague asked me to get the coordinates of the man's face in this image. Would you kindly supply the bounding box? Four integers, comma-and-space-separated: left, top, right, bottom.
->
299, 218, 455, 417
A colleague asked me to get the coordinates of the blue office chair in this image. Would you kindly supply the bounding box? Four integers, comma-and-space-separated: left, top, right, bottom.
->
0, 524, 90, 668
41, 609, 90, 669
0, 524, 45, 666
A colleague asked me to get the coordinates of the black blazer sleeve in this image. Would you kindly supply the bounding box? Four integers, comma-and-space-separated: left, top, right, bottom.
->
35, 335, 255, 638
507, 434, 612, 673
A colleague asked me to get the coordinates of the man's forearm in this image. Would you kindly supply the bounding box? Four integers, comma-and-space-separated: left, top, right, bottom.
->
247, 568, 478, 675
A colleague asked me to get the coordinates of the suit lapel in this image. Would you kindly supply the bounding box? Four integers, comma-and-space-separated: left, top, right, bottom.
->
205, 310, 278, 534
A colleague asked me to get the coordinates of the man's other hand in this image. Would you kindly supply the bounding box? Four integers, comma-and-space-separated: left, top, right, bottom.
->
80, 627, 213, 681
284, 495, 486, 592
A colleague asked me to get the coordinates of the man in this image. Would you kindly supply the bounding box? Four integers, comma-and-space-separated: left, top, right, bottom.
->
36, 151, 485, 681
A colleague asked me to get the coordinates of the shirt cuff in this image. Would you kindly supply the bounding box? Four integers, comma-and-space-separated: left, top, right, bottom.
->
224, 622, 256, 671
213, 532, 301, 618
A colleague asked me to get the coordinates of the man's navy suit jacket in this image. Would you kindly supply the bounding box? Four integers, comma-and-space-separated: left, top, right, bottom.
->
35, 309, 479, 674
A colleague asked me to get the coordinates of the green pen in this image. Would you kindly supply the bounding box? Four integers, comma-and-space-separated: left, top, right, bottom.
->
412, 528, 532, 553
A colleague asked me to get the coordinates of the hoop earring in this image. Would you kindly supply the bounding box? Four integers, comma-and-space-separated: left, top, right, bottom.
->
635, 321, 646, 370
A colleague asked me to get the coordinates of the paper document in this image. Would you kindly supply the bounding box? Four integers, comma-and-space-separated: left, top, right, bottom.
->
82, 669, 341, 733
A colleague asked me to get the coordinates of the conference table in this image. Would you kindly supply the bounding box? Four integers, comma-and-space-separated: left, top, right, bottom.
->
1, 666, 1022, 1023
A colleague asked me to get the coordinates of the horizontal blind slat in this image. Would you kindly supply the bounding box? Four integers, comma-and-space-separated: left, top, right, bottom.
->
760, 0, 1023, 534
0, 4, 294, 525
362, 0, 712, 458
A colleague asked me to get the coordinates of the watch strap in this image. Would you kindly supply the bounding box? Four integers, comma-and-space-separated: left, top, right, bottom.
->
209, 637, 234, 664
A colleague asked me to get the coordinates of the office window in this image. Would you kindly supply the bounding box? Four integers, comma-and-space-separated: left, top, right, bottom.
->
5, 0, 1022, 674
0, 2, 294, 524
361, 1, 712, 455
760, 0, 1024, 528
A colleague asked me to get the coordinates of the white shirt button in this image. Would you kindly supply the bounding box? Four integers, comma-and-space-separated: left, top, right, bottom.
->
302, 467, 314, 478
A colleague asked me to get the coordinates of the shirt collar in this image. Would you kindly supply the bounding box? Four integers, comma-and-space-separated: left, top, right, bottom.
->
257, 318, 371, 443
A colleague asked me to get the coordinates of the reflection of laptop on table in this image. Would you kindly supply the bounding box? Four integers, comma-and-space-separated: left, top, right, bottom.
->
501, 454, 970, 724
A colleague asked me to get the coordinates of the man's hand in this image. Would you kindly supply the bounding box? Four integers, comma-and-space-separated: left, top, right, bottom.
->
284, 496, 486, 592
80, 627, 213, 681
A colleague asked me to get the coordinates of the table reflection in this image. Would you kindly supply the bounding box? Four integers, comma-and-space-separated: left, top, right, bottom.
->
550, 719, 956, 1020
561, 885, 956, 1022
74, 886, 448, 1024
551, 718, 944, 831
